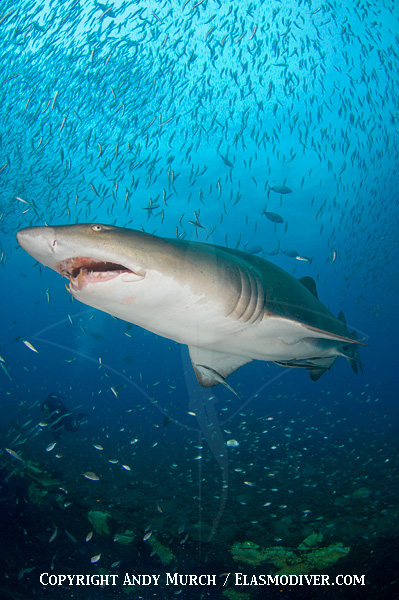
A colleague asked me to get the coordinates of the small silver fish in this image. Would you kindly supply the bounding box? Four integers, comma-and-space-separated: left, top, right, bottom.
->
270, 185, 292, 194
264, 211, 284, 223
23, 340, 38, 353
5, 448, 23, 461
180, 533, 189, 545
246, 245, 263, 255
49, 527, 58, 543
65, 530, 77, 543
295, 255, 312, 262
15, 196, 31, 205
90, 554, 101, 563
226, 439, 239, 447
283, 249, 299, 258
83, 471, 100, 481
0, 362, 12, 380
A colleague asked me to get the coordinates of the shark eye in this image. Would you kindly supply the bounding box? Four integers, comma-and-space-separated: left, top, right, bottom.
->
91, 225, 103, 232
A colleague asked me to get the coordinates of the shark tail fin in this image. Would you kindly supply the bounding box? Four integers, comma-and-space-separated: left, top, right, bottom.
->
337, 311, 363, 374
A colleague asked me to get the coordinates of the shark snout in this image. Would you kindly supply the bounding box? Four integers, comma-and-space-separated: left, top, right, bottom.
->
16, 226, 59, 268
16, 227, 34, 251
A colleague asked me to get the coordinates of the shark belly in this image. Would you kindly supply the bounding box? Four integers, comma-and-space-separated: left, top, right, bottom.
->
210, 316, 341, 362
69, 270, 240, 348
73, 276, 341, 367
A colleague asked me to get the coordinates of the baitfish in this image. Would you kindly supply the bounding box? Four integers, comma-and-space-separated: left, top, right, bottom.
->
264, 211, 284, 223
270, 185, 292, 194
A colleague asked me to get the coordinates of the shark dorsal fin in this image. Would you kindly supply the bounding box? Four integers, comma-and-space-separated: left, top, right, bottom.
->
298, 276, 318, 299
337, 310, 347, 327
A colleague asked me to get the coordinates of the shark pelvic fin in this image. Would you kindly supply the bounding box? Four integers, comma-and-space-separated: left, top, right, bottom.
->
188, 346, 251, 391
275, 356, 335, 381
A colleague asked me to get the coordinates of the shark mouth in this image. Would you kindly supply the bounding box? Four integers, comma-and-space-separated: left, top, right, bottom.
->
56, 257, 143, 291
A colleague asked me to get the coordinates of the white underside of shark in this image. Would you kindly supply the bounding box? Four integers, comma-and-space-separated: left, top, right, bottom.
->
17, 223, 362, 388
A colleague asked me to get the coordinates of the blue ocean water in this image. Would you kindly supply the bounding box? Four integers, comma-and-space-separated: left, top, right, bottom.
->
0, 1, 398, 599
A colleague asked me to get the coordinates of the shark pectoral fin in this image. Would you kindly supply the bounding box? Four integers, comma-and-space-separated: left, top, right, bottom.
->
302, 323, 366, 345
188, 346, 252, 389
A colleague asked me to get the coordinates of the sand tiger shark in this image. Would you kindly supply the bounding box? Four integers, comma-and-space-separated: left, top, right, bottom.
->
16, 223, 362, 388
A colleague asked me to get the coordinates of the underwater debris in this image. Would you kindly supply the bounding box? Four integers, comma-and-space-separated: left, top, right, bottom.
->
28, 482, 48, 506
305, 543, 351, 571
24, 463, 61, 487
231, 541, 299, 569
223, 590, 251, 600
231, 535, 350, 574
87, 510, 112, 536
189, 521, 214, 542
114, 530, 135, 545
148, 535, 175, 565
297, 531, 324, 549
2, 452, 61, 487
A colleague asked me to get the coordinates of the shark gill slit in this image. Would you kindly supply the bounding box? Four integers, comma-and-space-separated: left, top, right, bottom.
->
246, 269, 265, 324
228, 266, 264, 324
227, 265, 247, 321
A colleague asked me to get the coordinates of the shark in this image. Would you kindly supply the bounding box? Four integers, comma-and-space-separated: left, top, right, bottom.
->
16, 223, 362, 388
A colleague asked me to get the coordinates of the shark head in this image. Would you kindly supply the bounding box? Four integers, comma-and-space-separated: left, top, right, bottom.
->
17, 223, 147, 291
16, 223, 229, 348
16, 223, 186, 336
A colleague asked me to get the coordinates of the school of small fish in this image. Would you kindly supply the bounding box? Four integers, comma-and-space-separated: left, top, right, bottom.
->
0, 0, 396, 298
0, 0, 397, 592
